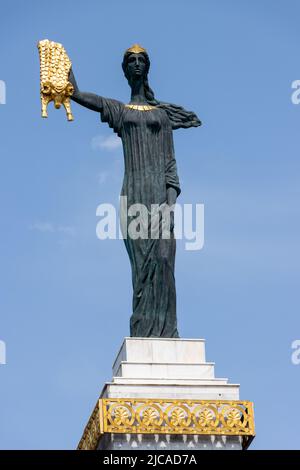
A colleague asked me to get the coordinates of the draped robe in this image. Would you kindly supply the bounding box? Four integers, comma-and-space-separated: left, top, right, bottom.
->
100, 98, 182, 337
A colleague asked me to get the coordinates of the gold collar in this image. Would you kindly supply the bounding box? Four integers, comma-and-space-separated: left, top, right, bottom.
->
125, 104, 156, 111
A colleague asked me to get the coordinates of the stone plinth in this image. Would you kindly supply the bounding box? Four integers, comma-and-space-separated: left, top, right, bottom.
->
101, 338, 240, 401
77, 338, 255, 451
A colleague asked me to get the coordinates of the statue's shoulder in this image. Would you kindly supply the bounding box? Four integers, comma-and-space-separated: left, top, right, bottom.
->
156, 102, 201, 130
101, 96, 125, 109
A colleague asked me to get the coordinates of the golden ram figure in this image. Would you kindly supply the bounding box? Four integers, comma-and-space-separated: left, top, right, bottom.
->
38, 39, 74, 121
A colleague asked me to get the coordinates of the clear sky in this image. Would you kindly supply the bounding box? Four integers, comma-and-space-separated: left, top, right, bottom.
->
0, 0, 300, 450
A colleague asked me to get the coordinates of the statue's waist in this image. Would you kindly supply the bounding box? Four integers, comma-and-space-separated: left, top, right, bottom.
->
124, 169, 165, 176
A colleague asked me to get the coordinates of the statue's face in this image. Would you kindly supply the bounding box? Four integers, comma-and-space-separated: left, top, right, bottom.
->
125, 53, 147, 80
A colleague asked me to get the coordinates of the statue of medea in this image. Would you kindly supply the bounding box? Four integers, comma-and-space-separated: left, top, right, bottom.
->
69, 44, 201, 338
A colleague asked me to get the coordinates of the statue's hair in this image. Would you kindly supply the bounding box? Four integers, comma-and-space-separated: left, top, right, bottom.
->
122, 51, 201, 129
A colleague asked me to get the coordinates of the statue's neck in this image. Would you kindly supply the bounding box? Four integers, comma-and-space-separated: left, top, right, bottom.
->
130, 79, 147, 104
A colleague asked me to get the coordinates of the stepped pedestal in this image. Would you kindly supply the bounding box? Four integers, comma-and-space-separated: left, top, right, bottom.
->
78, 338, 255, 450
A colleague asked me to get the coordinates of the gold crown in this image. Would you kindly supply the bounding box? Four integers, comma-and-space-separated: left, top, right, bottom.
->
125, 43, 147, 54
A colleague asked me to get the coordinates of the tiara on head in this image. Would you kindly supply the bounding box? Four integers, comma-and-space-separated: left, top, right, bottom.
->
125, 44, 147, 54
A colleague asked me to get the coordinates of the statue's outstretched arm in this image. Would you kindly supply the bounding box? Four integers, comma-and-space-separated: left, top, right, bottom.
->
69, 69, 103, 112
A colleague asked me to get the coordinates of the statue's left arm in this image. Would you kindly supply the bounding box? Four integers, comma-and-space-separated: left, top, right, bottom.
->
162, 103, 201, 227
163, 119, 182, 210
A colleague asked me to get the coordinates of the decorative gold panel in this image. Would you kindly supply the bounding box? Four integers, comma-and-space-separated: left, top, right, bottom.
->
77, 399, 103, 451
77, 398, 255, 450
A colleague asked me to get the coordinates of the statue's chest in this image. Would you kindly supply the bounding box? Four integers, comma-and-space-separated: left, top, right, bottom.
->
123, 109, 162, 133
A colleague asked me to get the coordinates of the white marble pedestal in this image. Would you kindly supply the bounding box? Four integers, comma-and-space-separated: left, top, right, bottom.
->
78, 338, 255, 450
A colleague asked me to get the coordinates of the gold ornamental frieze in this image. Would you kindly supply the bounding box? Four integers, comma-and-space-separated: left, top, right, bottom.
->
77, 398, 255, 450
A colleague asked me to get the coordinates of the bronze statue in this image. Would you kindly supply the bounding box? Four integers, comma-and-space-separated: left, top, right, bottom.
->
39, 42, 201, 337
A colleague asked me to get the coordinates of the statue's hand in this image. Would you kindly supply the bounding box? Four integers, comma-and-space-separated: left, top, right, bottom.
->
167, 186, 177, 206
68, 68, 74, 85
167, 186, 177, 233
68, 68, 78, 94
170, 210, 175, 233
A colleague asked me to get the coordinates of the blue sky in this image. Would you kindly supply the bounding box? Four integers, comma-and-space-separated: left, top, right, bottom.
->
0, 0, 300, 450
